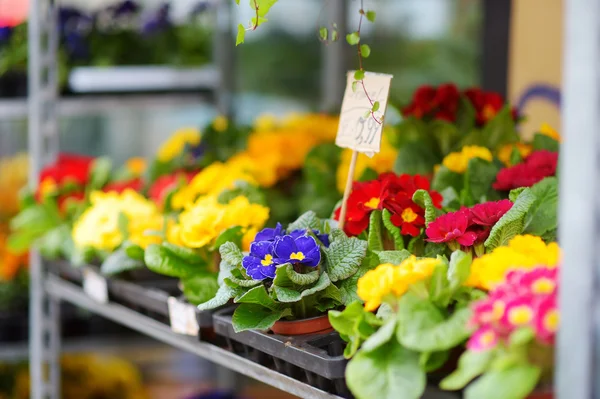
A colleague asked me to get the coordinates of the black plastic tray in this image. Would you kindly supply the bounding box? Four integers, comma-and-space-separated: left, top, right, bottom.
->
213, 306, 350, 397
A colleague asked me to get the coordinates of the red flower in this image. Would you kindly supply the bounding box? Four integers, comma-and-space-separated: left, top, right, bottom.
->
469, 199, 513, 226
103, 178, 144, 194
149, 171, 196, 207
402, 84, 460, 122
39, 153, 95, 187
335, 179, 390, 236
378, 173, 443, 208
425, 209, 477, 247
493, 151, 558, 191
388, 198, 425, 237
464, 88, 518, 126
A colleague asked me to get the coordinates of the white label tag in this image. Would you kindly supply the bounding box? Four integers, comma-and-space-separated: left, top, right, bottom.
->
83, 269, 108, 304
336, 71, 393, 157
168, 297, 199, 336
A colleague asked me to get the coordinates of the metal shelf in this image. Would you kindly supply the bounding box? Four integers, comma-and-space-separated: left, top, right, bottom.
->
45, 274, 343, 399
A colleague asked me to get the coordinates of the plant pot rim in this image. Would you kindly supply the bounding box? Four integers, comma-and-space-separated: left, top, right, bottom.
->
270, 313, 332, 335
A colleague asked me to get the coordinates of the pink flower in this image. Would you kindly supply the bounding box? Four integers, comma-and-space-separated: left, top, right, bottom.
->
534, 296, 559, 343
469, 199, 513, 226
425, 209, 477, 246
467, 326, 498, 352
520, 267, 558, 295
500, 296, 536, 329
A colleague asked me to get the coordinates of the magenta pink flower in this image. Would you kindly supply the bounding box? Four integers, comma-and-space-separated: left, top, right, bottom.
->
500, 296, 536, 329
425, 209, 477, 247
519, 267, 558, 295
467, 326, 498, 352
534, 296, 559, 343
469, 199, 513, 226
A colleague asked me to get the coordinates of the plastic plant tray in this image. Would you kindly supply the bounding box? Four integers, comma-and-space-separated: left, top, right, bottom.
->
212, 306, 351, 398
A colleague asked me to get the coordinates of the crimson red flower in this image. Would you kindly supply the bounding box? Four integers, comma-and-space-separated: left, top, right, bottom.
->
402, 84, 460, 122
426, 209, 477, 247
334, 179, 390, 236
148, 171, 197, 207
493, 151, 558, 191
39, 153, 95, 187
387, 198, 425, 237
469, 199, 513, 227
103, 178, 144, 194
463, 88, 518, 126
378, 173, 443, 207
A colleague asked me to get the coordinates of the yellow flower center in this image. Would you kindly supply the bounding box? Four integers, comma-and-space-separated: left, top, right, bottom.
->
492, 301, 505, 320
364, 197, 380, 209
39, 177, 58, 198
508, 305, 533, 326
401, 208, 418, 223
290, 252, 305, 261
532, 278, 555, 294
481, 331, 496, 346
126, 157, 147, 176
543, 309, 559, 332
261, 254, 273, 266
482, 104, 497, 121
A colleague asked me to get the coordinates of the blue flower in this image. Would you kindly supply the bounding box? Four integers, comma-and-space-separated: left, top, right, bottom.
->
274, 235, 321, 267
290, 229, 330, 247
242, 241, 277, 280
0, 27, 13, 42
113, 0, 140, 16
255, 223, 285, 242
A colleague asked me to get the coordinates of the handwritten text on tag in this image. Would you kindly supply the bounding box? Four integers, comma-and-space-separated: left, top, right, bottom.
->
168, 297, 199, 336
83, 269, 108, 304
336, 71, 393, 157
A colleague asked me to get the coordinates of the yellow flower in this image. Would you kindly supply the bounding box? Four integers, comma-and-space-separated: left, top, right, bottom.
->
442, 145, 493, 173
156, 127, 201, 163
0, 153, 28, 218
72, 189, 160, 252
221, 196, 270, 229
242, 227, 258, 252
466, 234, 561, 290
357, 256, 440, 311
125, 157, 147, 177
128, 213, 164, 249
212, 115, 228, 132
497, 142, 533, 166
539, 123, 562, 142
336, 131, 397, 192
254, 113, 278, 131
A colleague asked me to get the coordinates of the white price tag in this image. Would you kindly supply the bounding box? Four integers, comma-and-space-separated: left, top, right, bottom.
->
168, 297, 199, 336
83, 269, 108, 304
336, 71, 393, 157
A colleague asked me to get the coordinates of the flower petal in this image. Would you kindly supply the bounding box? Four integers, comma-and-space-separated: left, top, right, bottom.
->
249, 240, 274, 259
274, 235, 296, 260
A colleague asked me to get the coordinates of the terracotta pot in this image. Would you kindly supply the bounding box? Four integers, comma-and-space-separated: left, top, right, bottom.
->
270, 314, 333, 335
527, 391, 552, 399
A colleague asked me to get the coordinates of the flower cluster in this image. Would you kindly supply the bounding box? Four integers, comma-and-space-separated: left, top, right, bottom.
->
334, 173, 443, 236
468, 266, 559, 352
493, 150, 558, 191
441, 145, 493, 174
242, 223, 328, 280
402, 84, 518, 125
466, 235, 561, 290
37, 153, 95, 210
357, 256, 441, 311
0, 153, 28, 218
72, 189, 163, 252
426, 200, 513, 250
156, 127, 202, 163
171, 195, 269, 250
496, 142, 533, 167
148, 171, 197, 208
0, 226, 28, 281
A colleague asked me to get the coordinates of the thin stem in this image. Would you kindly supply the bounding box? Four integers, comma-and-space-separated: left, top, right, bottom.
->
251, 0, 259, 30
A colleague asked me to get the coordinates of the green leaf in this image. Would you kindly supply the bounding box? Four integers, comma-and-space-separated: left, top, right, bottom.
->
365, 10, 376, 22
440, 350, 495, 390
352, 81, 358, 92
223, 276, 262, 288
218, 180, 266, 206
88, 157, 112, 190
461, 158, 500, 206
117, 212, 129, 241
338, 271, 364, 305
162, 242, 204, 264
367, 210, 383, 252
181, 273, 219, 306
144, 244, 201, 278
509, 327, 536, 348
231, 304, 292, 332
285, 264, 320, 285
397, 293, 473, 352
485, 188, 536, 251
479, 106, 519, 149
377, 250, 411, 265
394, 141, 439, 175
101, 248, 144, 276
420, 351, 450, 373
382, 209, 404, 249
464, 365, 541, 399
361, 318, 396, 352
235, 285, 279, 311
429, 261, 451, 307
219, 241, 244, 268
447, 250, 472, 291
509, 146, 523, 166
424, 242, 446, 258
287, 211, 321, 232
412, 189, 438, 226
522, 177, 558, 237
346, 341, 426, 399
346, 31, 360, 45
123, 242, 145, 261
328, 301, 366, 337
323, 234, 368, 282
532, 133, 559, 152
354, 70, 365, 81
432, 166, 463, 194
319, 27, 328, 41
212, 226, 244, 250
197, 284, 240, 311
273, 272, 332, 303
360, 44, 371, 58
509, 187, 526, 202
372, 101, 380, 112
236, 24, 245, 45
